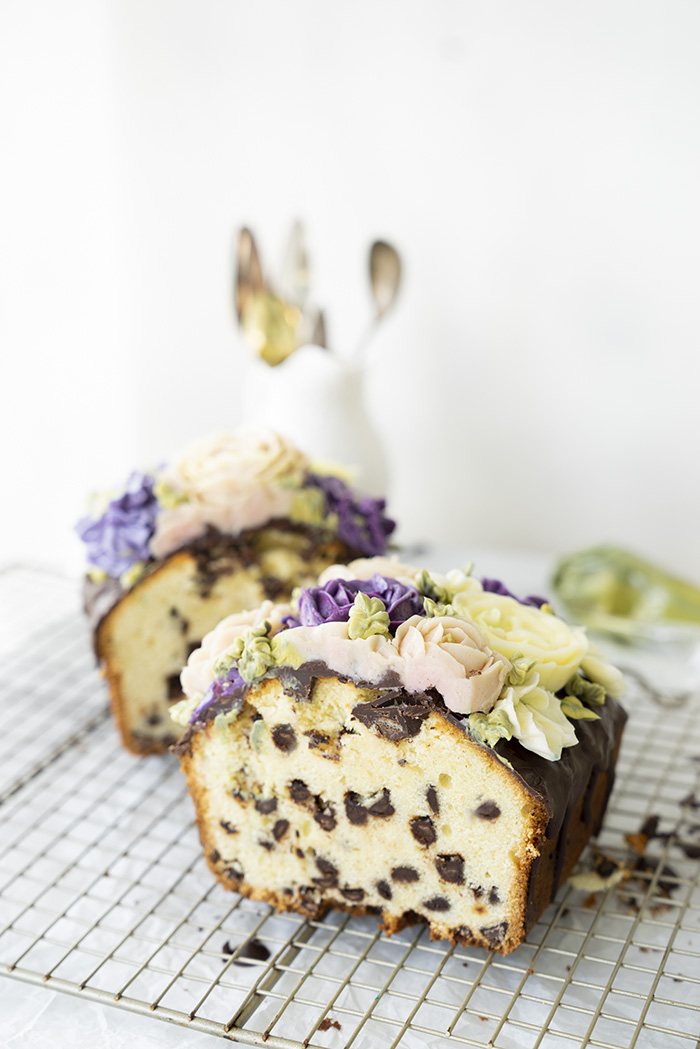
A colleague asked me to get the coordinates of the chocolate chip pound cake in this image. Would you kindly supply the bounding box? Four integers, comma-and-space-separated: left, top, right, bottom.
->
173, 557, 627, 954
77, 428, 394, 755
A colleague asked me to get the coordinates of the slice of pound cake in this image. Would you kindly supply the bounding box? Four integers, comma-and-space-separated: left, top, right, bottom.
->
77, 428, 394, 755
173, 557, 627, 954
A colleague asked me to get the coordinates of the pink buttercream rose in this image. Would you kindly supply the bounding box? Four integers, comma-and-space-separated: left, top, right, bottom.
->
149, 503, 206, 560
394, 614, 509, 715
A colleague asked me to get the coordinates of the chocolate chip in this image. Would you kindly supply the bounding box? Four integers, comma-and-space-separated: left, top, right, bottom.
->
475, 801, 501, 821
435, 854, 465, 884
272, 819, 289, 842
316, 857, 339, 878
340, 887, 365, 902
272, 724, 297, 752
344, 792, 368, 825
314, 802, 337, 832
352, 700, 425, 740
255, 798, 278, 815
289, 779, 311, 804
376, 880, 392, 900
306, 730, 331, 750
426, 785, 440, 814
231, 938, 271, 967
472, 886, 484, 900
480, 921, 508, 948
488, 887, 500, 905
209, 849, 221, 864
423, 896, 450, 912
391, 866, 420, 883
259, 840, 274, 851
596, 857, 618, 879
146, 711, 162, 726
454, 925, 473, 943
368, 789, 395, 818
224, 861, 243, 882
295, 848, 304, 859
679, 842, 700, 859
410, 816, 437, 847
219, 820, 238, 835
166, 673, 182, 701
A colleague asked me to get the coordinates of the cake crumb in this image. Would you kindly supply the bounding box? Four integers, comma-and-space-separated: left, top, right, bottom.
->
318, 1018, 341, 1031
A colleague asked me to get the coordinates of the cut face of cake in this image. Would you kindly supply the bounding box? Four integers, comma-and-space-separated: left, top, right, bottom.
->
78, 428, 394, 754
174, 557, 627, 954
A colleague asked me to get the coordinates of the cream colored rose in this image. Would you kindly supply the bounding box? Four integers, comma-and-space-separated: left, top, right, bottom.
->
151, 427, 308, 556
394, 614, 509, 715
180, 599, 293, 698
493, 677, 578, 760
453, 591, 588, 692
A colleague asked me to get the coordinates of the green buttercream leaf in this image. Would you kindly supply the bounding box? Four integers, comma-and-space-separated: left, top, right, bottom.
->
415, 570, 450, 604
506, 652, 538, 686
560, 694, 600, 721
422, 596, 456, 618
270, 633, 305, 669
348, 592, 390, 640
566, 672, 606, 707
468, 708, 513, 749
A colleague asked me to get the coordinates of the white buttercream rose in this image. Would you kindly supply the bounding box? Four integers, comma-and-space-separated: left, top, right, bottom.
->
150, 427, 309, 558
492, 676, 578, 760
453, 591, 588, 692
394, 614, 509, 715
181, 600, 293, 698
319, 556, 422, 588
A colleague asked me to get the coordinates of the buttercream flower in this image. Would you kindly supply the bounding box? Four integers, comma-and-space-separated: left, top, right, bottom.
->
492, 677, 578, 760
76, 472, 159, 578
305, 473, 395, 556
152, 427, 308, 552
149, 502, 206, 560
181, 600, 292, 698
481, 578, 549, 609
453, 591, 588, 692
289, 574, 423, 631
394, 614, 509, 715
320, 557, 422, 588
579, 645, 626, 698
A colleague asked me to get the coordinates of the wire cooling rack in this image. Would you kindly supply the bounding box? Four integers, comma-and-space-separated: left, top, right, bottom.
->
1, 566, 700, 1049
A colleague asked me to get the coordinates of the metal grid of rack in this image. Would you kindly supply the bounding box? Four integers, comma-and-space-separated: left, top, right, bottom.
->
1, 565, 699, 1048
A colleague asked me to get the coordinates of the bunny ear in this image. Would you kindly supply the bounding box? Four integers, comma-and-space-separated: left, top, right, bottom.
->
235, 227, 265, 321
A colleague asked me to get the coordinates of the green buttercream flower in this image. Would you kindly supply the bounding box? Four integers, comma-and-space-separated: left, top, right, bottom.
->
565, 673, 606, 707
348, 592, 391, 640
560, 694, 600, 721
228, 622, 275, 684
468, 707, 514, 748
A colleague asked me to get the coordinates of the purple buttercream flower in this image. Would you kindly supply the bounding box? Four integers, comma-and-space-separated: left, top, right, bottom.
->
191, 666, 245, 723
481, 578, 549, 609
76, 471, 160, 578
305, 472, 395, 557
286, 574, 423, 632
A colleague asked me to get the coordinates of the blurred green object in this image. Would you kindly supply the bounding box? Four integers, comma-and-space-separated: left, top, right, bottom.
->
552, 545, 700, 641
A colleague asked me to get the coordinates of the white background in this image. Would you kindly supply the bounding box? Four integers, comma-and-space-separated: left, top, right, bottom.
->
2, 0, 699, 581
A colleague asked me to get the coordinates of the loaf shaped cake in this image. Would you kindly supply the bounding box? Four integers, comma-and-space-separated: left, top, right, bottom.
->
78, 428, 394, 754
173, 557, 627, 954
